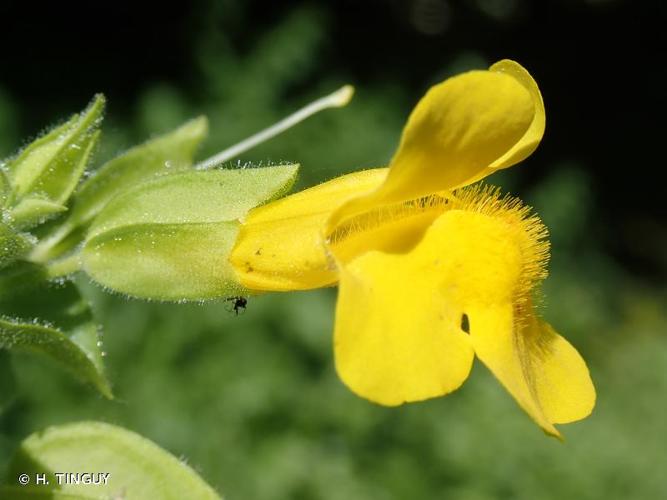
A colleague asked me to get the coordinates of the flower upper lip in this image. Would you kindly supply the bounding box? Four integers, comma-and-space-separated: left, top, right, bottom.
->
326, 59, 545, 243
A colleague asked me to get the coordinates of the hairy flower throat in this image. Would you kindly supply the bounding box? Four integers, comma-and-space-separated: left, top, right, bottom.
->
327, 183, 549, 306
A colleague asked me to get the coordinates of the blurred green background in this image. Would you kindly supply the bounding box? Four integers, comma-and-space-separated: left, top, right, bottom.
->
1, 0, 666, 498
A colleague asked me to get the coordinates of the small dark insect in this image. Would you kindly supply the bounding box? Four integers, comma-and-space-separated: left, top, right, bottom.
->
226, 296, 248, 315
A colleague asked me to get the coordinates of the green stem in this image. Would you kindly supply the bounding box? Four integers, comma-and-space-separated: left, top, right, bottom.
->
29, 222, 75, 263
46, 253, 81, 278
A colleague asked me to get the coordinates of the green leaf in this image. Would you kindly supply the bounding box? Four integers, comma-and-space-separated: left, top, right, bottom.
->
30, 118, 209, 264
3, 421, 222, 500
0, 491, 88, 499
0, 349, 17, 415
30, 225, 87, 268
0, 273, 111, 398
7, 96, 104, 206
0, 168, 9, 207
0, 261, 48, 301
68, 117, 208, 231
10, 197, 68, 230
0, 222, 33, 269
0, 318, 110, 399
82, 165, 298, 301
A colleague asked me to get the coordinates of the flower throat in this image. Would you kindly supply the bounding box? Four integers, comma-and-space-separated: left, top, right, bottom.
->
327, 183, 550, 305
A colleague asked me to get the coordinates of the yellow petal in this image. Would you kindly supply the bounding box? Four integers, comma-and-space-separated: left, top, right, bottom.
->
468, 302, 595, 438
332, 212, 501, 405
230, 168, 387, 291
328, 60, 542, 233
523, 318, 596, 424
488, 59, 545, 170
333, 202, 594, 432
463, 60, 546, 184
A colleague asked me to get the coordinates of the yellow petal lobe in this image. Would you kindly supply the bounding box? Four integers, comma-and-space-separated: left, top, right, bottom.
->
334, 251, 475, 405
388, 69, 532, 195
230, 168, 387, 291
522, 317, 596, 424
333, 210, 525, 405
461, 60, 547, 186
328, 61, 541, 233
469, 303, 595, 437
488, 59, 546, 171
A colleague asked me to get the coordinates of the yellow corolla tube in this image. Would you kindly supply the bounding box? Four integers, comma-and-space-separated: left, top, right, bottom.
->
229, 60, 595, 437
230, 168, 387, 291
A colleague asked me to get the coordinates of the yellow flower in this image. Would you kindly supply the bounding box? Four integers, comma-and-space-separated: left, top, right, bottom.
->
230, 60, 595, 437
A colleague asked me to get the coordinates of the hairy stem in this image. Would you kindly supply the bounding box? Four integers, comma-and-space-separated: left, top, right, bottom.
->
46, 253, 81, 279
